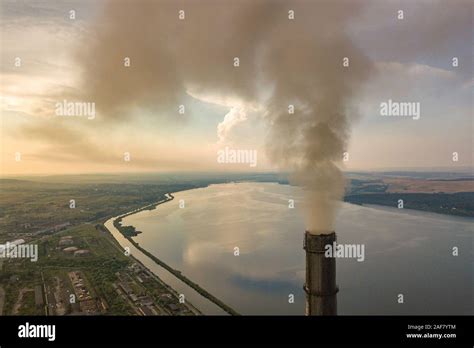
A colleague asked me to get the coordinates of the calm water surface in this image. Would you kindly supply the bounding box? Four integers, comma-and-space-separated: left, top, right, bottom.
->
109, 182, 472, 315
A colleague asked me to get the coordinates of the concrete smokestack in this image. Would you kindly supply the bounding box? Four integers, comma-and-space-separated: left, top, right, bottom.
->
304, 231, 338, 315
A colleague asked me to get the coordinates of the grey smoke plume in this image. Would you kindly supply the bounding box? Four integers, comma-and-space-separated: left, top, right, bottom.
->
77, 0, 372, 233
260, 4, 372, 233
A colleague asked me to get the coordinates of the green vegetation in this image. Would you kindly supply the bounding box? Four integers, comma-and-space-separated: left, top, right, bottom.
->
0, 175, 257, 316
0, 172, 472, 316
345, 192, 474, 217
120, 225, 141, 236
114, 218, 141, 237
112, 195, 240, 316
124, 232, 240, 316
113, 194, 239, 315
0, 224, 135, 315
347, 179, 389, 194
2, 173, 472, 244
0, 178, 211, 243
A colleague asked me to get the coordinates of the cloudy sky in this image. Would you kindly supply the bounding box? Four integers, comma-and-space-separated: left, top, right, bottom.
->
0, 0, 472, 175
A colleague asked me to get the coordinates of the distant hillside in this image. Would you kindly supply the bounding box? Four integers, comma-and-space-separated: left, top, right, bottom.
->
345, 192, 474, 218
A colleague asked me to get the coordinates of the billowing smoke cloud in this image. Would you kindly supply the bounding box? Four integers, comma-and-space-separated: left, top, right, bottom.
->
77, 0, 372, 233
75, 0, 272, 120
259, 5, 373, 233
217, 107, 247, 143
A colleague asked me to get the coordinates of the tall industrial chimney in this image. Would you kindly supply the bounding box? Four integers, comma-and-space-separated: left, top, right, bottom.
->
303, 231, 338, 315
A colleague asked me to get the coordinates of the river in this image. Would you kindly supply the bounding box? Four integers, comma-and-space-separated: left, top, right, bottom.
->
106, 182, 473, 315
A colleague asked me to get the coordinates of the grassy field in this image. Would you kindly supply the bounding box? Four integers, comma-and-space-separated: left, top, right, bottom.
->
345, 174, 474, 217
0, 178, 212, 243
0, 174, 256, 316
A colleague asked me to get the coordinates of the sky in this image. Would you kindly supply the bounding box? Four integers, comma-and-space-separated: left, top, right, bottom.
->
0, 0, 472, 175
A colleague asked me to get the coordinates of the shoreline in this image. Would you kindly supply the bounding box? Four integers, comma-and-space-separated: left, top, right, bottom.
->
101, 211, 202, 315
350, 202, 474, 222
104, 191, 240, 316
103, 182, 473, 316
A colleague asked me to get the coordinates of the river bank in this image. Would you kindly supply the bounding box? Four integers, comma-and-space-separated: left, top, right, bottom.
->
104, 192, 239, 315
119, 182, 473, 315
